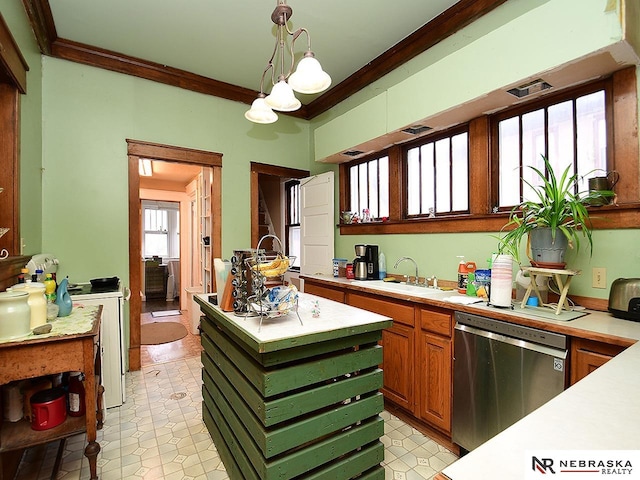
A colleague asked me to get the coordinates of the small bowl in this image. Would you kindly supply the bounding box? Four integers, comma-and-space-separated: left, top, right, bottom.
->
47, 303, 59, 321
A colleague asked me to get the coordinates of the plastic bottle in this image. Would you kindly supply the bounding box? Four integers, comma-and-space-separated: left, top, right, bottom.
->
466, 271, 477, 296
44, 274, 57, 303
457, 257, 477, 294
67, 372, 85, 417
35, 269, 45, 283
378, 252, 387, 280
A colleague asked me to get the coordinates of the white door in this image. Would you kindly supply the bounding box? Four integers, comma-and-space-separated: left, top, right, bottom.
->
300, 171, 334, 277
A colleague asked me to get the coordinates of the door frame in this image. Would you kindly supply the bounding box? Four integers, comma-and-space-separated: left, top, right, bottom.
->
250, 162, 309, 248
127, 139, 222, 371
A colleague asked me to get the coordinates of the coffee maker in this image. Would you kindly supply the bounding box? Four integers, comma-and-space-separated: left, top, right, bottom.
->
354, 244, 379, 280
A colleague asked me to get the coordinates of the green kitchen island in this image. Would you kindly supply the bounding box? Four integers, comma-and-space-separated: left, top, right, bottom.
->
195, 291, 393, 480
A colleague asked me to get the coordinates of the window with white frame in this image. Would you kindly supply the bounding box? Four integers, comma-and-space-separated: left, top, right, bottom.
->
143, 200, 180, 258
495, 86, 607, 208
285, 180, 301, 268
405, 129, 469, 216
348, 155, 389, 221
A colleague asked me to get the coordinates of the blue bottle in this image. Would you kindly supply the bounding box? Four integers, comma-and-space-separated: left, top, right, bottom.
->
55, 277, 73, 317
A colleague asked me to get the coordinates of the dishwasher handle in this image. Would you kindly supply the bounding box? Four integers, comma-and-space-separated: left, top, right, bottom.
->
455, 322, 568, 359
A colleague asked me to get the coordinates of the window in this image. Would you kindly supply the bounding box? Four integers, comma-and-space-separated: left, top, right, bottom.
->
143, 200, 180, 258
337, 68, 637, 235
348, 155, 389, 220
405, 129, 469, 216
285, 181, 301, 268
495, 85, 607, 208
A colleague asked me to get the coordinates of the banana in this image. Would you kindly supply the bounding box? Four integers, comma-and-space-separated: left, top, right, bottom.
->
252, 255, 282, 272
259, 256, 290, 278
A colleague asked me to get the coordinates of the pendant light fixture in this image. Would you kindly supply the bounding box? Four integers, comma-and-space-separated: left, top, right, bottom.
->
245, 0, 331, 124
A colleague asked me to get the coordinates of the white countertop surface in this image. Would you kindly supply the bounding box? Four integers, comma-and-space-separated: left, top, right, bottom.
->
195, 291, 392, 350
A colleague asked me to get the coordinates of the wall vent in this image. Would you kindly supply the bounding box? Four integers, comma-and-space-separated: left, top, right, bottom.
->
507, 79, 552, 98
342, 150, 364, 157
402, 125, 432, 135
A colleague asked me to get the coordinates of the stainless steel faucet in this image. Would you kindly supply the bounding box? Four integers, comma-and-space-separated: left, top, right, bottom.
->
393, 256, 419, 284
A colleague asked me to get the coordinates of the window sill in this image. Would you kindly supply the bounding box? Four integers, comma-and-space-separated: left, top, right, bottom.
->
338, 203, 640, 235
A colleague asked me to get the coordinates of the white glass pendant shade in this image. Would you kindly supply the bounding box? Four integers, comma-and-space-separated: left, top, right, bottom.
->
288, 54, 332, 94
245, 95, 278, 124
265, 79, 302, 112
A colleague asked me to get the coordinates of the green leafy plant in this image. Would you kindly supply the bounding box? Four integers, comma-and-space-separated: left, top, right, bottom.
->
496, 155, 609, 264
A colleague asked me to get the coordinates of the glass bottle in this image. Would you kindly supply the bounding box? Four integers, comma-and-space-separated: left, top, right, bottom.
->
68, 372, 85, 417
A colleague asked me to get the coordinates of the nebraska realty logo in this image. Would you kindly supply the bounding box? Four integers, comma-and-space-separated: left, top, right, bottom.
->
526, 451, 640, 478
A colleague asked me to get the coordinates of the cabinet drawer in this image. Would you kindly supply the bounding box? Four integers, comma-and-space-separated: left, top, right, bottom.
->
347, 292, 414, 326
304, 282, 345, 303
419, 307, 452, 337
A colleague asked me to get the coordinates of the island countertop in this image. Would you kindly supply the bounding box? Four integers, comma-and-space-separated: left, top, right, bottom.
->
195, 291, 393, 353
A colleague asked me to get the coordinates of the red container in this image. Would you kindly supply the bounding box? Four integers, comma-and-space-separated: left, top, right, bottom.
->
346, 263, 355, 279
30, 388, 67, 431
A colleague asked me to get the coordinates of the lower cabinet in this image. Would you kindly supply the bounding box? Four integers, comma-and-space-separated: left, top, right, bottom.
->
418, 307, 453, 434
347, 292, 416, 413
570, 337, 626, 385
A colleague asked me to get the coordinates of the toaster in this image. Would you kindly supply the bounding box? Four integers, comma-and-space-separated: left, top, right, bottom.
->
608, 278, 640, 321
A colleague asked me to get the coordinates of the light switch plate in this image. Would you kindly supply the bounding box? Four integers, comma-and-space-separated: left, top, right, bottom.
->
592, 267, 606, 289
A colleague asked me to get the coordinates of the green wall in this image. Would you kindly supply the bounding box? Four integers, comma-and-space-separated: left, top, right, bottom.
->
40, 58, 314, 282
313, 0, 640, 299
2, 2, 44, 254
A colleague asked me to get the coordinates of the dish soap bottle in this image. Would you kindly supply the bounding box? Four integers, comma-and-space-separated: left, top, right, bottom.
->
55, 277, 73, 317
378, 252, 386, 280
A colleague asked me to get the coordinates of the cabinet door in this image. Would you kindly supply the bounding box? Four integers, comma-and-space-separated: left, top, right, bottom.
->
381, 322, 415, 412
303, 281, 345, 303
418, 331, 452, 433
570, 338, 625, 385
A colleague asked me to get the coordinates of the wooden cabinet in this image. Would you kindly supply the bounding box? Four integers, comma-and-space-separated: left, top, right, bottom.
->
347, 292, 416, 412
570, 338, 626, 385
417, 307, 453, 434
304, 281, 346, 303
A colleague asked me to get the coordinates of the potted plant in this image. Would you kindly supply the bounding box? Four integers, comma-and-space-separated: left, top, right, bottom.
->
496, 155, 608, 267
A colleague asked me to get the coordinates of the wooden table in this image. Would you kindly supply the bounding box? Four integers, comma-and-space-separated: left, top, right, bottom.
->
0, 306, 103, 479
196, 292, 393, 480
520, 266, 581, 314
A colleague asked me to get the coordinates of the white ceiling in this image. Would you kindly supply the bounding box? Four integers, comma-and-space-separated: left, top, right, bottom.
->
49, 0, 461, 101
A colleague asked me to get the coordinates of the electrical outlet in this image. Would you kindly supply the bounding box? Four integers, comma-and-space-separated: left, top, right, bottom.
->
592, 267, 606, 289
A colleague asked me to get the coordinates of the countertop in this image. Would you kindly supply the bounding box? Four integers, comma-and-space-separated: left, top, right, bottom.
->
194, 291, 392, 353
301, 274, 640, 479
301, 274, 640, 345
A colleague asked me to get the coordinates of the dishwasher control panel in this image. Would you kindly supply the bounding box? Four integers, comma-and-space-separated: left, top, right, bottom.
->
455, 311, 567, 350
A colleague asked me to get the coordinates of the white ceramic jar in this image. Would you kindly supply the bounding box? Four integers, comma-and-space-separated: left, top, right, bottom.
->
0, 290, 31, 340
10, 282, 47, 329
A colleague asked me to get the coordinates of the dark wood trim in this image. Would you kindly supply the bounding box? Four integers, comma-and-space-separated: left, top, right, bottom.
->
126, 139, 223, 167
468, 117, 490, 215
388, 146, 402, 221
127, 139, 223, 371
0, 13, 29, 93
0, 84, 21, 256
249, 162, 310, 249
612, 67, 639, 203
23, 0, 507, 119
127, 156, 142, 372
20, 0, 56, 55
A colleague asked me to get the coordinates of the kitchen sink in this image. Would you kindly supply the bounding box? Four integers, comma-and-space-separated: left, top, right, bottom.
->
351, 279, 446, 296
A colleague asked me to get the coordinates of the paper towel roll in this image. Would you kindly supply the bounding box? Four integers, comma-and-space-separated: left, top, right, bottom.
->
490, 254, 513, 307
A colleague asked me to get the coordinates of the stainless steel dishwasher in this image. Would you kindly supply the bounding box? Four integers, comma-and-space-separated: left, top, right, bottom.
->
452, 311, 568, 452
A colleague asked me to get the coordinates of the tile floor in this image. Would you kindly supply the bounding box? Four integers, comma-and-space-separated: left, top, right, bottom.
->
16, 303, 458, 480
